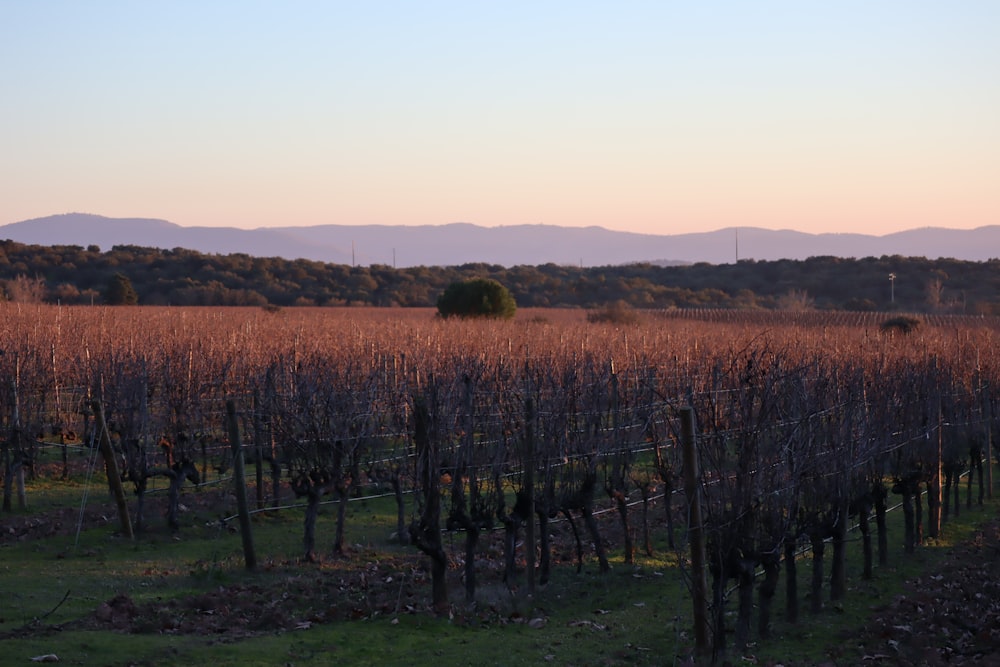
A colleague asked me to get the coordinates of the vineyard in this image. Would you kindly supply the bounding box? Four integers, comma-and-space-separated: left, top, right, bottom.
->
2, 304, 999, 665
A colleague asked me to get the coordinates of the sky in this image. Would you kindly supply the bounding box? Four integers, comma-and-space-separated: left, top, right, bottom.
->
2, 1, 998, 236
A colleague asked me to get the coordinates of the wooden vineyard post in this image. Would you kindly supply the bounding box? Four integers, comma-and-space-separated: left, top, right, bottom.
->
252, 389, 265, 510
410, 394, 449, 614
986, 382, 994, 499
227, 400, 257, 571
680, 406, 710, 658
928, 392, 943, 539
91, 401, 134, 540
11, 377, 27, 510
524, 396, 536, 596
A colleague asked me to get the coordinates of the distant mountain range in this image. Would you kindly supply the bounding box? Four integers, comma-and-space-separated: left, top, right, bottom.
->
2, 213, 998, 267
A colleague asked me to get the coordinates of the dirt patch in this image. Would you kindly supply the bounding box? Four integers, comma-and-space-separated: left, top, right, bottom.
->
0, 505, 119, 544
56, 541, 550, 640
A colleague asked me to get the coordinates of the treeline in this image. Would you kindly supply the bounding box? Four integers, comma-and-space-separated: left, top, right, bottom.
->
1, 239, 999, 313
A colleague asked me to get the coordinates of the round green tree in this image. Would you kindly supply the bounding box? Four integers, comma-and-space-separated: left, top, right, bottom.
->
105, 272, 139, 305
436, 278, 516, 319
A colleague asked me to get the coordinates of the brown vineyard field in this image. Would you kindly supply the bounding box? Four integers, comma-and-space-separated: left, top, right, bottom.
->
1, 304, 998, 666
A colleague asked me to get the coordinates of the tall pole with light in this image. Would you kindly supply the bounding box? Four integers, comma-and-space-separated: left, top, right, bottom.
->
889, 273, 896, 305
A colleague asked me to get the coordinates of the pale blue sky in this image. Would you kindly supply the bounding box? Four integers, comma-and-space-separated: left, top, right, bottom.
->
3, 1, 998, 234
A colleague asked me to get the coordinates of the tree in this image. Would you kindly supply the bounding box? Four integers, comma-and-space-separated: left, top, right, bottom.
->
105, 273, 138, 305
436, 278, 516, 319
777, 288, 814, 311
5, 274, 47, 303
926, 277, 945, 311
52, 282, 82, 304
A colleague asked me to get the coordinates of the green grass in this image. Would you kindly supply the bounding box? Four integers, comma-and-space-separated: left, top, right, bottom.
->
2, 467, 999, 667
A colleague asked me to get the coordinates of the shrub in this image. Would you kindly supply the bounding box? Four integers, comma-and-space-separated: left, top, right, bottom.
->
586, 300, 641, 325
881, 315, 921, 334
436, 278, 516, 319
